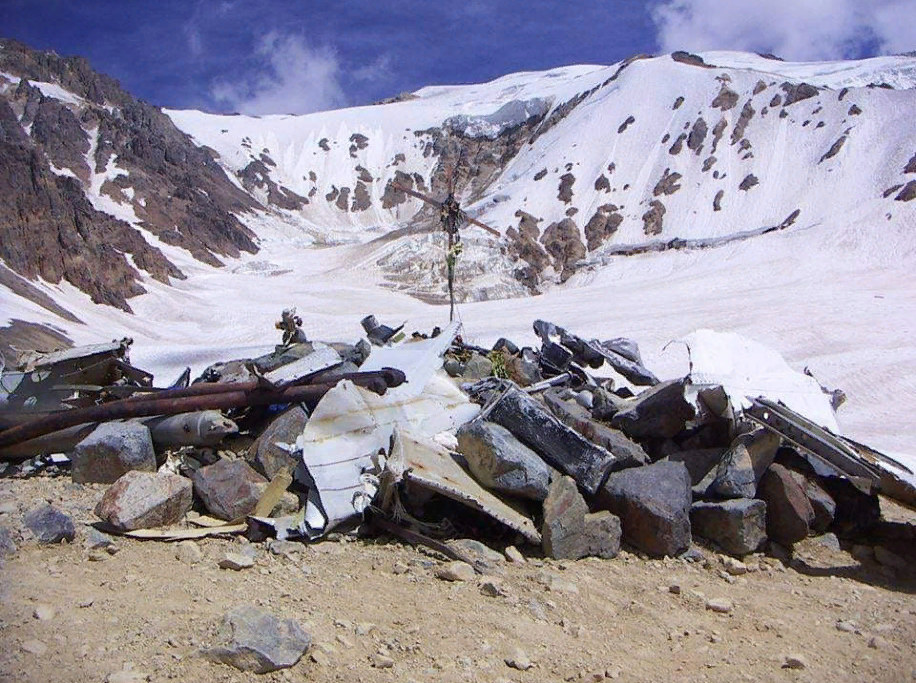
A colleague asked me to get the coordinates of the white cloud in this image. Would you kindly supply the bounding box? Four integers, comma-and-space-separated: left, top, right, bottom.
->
211, 32, 347, 115
651, 0, 916, 61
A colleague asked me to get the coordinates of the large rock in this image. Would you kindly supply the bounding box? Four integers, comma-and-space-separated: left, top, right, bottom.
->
456, 421, 550, 501
788, 470, 836, 533
690, 498, 767, 556
23, 504, 75, 543
485, 386, 618, 495
95, 471, 192, 531
192, 459, 267, 521
664, 448, 725, 486
543, 390, 649, 468
69, 421, 157, 484
757, 464, 814, 544
203, 605, 311, 673
710, 428, 781, 498
610, 379, 695, 440
249, 406, 308, 479
542, 476, 621, 559
596, 460, 692, 557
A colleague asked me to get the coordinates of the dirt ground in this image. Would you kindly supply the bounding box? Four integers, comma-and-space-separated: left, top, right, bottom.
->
1, 472, 914, 683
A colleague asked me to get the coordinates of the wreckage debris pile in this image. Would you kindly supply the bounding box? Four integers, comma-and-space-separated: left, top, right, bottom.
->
1, 311, 914, 575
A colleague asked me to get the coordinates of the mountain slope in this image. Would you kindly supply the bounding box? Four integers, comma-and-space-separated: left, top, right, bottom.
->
166, 50, 916, 302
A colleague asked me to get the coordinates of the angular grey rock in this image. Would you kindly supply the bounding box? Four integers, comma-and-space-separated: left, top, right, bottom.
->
70, 421, 157, 485
456, 421, 550, 501
542, 476, 621, 559
665, 448, 725, 486
85, 527, 116, 549
249, 406, 308, 480
192, 459, 267, 521
710, 428, 781, 498
435, 561, 476, 582
203, 605, 311, 673
610, 379, 695, 439
757, 464, 815, 544
23, 504, 75, 543
176, 540, 203, 564
690, 498, 767, 556
596, 460, 692, 558
543, 389, 649, 468
0, 526, 18, 556
219, 552, 255, 570
447, 538, 506, 573
804, 478, 836, 533
485, 386, 618, 495
462, 353, 494, 381
94, 471, 192, 531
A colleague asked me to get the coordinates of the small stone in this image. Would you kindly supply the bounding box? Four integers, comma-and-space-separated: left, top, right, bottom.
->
782, 654, 807, 669
370, 653, 395, 669
85, 528, 115, 549
392, 562, 409, 575
504, 545, 525, 563
219, 552, 254, 570
505, 647, 533, 670
310, 650, 330, 666
21, 639, 48, 655
33, 604, 56, 621
0, 527, 17, 557
175, 541, 202, 565
868, 636, 888, 650
480, 579, 509, 597
705, 598, 733, 614
722, 557, 747, 575
354, 622, 377, 636
669, 584, 681, 595
267, 540, 302, 558
88, 549, 109, 562
836, 620, 855, 633
435, 561, 475, 582
813, 532, 841, 552
23, 504, 75, 543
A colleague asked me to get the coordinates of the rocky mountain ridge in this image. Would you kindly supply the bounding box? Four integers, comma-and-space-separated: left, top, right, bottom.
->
1, 40, 915, 317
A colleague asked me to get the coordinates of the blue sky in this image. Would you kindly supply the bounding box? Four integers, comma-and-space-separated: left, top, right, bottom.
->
3, 0, 914, 115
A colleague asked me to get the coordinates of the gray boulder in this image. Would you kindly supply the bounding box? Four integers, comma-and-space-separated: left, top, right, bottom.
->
69, 421, 157, 484
664, 448, 725, 486
23, 504, 75, 543
192, 459, 267, 521
690, 498, 767, 556
203, 605, 311, 673
542, 476, 621, 560
610, 379, 695, 439
596, 460, 692, 557
710, 428, 781, 498
462, 353, 494, 381
757, 464, 815, 544
95, 470, 193, 531
249, 406, 308, 479
788, 470, 836, 533
456, 421, 550, 501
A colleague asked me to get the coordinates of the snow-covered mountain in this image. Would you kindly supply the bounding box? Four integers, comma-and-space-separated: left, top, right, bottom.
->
2, 42, 915, 454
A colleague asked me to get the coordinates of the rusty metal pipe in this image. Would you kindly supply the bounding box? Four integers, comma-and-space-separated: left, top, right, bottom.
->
0, 376, 390, 453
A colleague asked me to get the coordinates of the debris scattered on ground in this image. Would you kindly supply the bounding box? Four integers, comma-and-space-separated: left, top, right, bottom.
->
1, 312, 915, 676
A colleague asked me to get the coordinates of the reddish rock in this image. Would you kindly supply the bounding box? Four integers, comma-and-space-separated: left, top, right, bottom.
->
757, 464, 815, 544
95, 471, 192, 531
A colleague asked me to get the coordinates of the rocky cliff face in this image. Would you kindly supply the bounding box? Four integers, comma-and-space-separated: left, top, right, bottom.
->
0, 40, 260, 312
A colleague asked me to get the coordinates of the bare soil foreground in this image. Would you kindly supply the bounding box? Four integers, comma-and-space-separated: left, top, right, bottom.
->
1, 474, 914, 683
